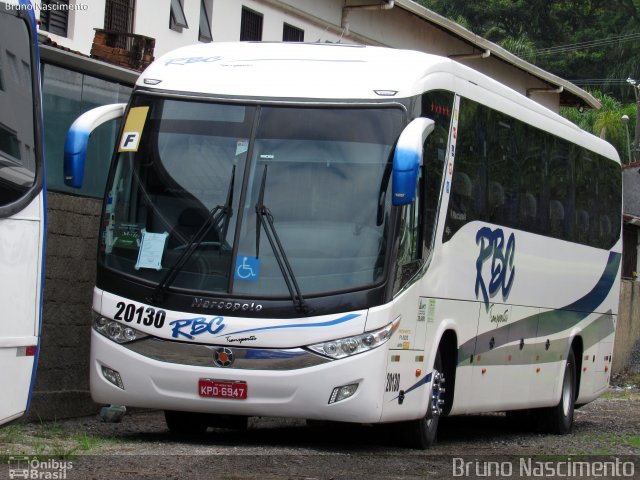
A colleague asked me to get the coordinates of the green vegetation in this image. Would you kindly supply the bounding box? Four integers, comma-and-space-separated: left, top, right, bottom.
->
417, 0, 640, 161
0, 421, 103, 458
561, 91, 637, 163
572, 432, 640, 454
416, 0, 640, 101
628, 436, 640, 449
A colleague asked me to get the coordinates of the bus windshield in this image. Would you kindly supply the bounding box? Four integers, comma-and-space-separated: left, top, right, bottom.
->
102, 96, 404, 298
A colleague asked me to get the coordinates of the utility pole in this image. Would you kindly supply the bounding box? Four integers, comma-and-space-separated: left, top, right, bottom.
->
627, 77, 640, 162
622, 115, 632, 164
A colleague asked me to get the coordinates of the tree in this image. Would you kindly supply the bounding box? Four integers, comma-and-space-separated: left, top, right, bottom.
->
416, 0, 640, 103
560, 92, 636, 163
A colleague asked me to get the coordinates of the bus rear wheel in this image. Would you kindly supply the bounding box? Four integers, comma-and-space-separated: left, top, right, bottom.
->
403, 350, 445, 449
535, 348, 577, 434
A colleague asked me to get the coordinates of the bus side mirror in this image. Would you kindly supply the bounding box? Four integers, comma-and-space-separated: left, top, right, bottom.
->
392, 118, 434, 205
64, 103, 126, 188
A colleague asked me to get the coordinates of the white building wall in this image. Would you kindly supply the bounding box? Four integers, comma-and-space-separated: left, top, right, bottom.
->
134, 0, 201, 55
37, 0, 106, 54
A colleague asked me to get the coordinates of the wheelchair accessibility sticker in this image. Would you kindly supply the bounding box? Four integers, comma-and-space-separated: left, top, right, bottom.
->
235, 256, 260, 281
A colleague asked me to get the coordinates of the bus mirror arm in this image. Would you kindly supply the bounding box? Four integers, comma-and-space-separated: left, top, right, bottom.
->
63, 103, 126, 188
392, 118, 434, 206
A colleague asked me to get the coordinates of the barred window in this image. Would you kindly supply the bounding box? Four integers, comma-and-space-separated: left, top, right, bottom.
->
40, 0, 69, 37
104, 0, 135, 33
240, 7, 262, 41
283, 23, 304, 42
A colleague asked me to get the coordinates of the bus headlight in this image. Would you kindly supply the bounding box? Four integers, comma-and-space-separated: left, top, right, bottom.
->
92, 312, 148, 344
307, 317, 400, 360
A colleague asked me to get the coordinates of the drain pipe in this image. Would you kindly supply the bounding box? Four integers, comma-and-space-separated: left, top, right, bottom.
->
341, 0, 394, 37
449, 49, 491, 61
526, 86, 564, 97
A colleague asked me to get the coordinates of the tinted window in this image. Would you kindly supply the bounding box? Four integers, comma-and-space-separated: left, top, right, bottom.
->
518, 125, 545, 234
444, 96, 621, 250
42, 63, 132, 198
422, 90, 454, 256
444, 99, 486, 241
547, 140, 573, 241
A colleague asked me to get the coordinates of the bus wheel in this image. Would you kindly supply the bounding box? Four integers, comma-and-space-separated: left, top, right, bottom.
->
403, 350, 445, 449
164, 410, 209, 434
536, 348, 576, 434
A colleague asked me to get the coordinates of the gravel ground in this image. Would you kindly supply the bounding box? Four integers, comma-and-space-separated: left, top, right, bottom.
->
1, 385, 638, 479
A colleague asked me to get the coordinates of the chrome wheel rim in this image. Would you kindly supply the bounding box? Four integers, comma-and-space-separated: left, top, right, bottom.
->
561, 364, 572, 416
427, 370, 445, 424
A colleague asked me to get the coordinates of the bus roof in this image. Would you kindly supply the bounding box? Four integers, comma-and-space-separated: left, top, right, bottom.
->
138, 42, 619, 163
138, 42, 450, 101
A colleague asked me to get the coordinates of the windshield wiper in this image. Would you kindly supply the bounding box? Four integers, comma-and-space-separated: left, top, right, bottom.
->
148, 166, 236, 305
255, 165, 310, 314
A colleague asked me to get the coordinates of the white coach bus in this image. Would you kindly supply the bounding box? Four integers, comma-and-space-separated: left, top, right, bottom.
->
64, 42, 621, 448
0, 0, 46, 426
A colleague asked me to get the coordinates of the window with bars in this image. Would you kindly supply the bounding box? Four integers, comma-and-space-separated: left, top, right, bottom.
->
40, 0, 69, 37
283, 23, 304, 42
104, 0, 135, 33
170, 0, 188, 31
199, 0, 212, 42
240, 7, 262, 41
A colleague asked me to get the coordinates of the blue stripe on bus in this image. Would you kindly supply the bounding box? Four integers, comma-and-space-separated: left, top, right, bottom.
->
389, 371, 433, 402
217, 313, 361, 338
22, 0, 44, 413
458, 251, 622, 364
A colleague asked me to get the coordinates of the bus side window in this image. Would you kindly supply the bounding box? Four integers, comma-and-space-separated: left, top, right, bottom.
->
598, 157, 622, 249
421, 90, 454, 253
547, 140, 574, 242
519, 126, 544, 235
393, 167, 423, 293
443, 97, 486, 241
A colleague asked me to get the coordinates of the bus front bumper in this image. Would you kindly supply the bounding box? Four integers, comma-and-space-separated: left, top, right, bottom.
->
90, 330, 388, 423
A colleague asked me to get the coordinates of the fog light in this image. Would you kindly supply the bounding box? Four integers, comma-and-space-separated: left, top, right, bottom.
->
101, 365, 125, 390
328, 383, 359, 404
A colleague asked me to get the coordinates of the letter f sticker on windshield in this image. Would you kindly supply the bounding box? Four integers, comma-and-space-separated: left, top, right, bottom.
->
119, 106, 149, 152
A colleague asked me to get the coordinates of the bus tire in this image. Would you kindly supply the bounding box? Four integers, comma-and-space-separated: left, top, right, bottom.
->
536, 348, 576, 434
403, 349, 444, 449
164, 410, 209, 434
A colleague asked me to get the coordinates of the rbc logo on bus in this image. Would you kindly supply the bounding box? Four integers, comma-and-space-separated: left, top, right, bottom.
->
475, 227, 515, 312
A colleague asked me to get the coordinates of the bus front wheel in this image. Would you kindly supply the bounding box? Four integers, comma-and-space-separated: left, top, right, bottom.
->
402, 349, 445, 449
